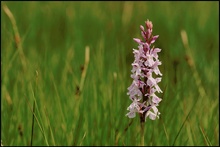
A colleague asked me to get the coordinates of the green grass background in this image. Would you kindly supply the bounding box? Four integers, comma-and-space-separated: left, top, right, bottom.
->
1, 1, 219, 146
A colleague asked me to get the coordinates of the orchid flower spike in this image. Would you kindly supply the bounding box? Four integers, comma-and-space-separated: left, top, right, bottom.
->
126, 19, 163, 122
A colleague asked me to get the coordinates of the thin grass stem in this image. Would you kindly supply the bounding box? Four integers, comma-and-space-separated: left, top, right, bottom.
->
2, 3, 27, 71
30, 101, 35, 146
44, 106, 56, 146
79, 46, 90, 93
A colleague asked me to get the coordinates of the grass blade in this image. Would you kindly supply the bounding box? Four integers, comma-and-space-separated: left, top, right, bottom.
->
199, 125, 212, 146
2, 3, 27, 71
79, 46, 90, 93
162, 121, 169, 145
30, 101, 35, 146
24, 94, 49, 146
172, 97, 198, 146
44, 106, 56, 146
79, 132, 87, 146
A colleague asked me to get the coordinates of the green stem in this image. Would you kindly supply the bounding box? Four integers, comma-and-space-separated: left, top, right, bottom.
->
140, 122, 145, 146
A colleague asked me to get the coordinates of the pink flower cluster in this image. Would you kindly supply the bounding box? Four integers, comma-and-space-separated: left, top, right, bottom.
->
126, 20, 163, 121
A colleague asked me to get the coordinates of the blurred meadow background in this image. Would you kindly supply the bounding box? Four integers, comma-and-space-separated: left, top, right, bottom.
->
1, 1, 219, 146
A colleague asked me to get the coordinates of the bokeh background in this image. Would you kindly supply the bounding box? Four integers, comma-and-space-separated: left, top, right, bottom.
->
1, 1, 219, 146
